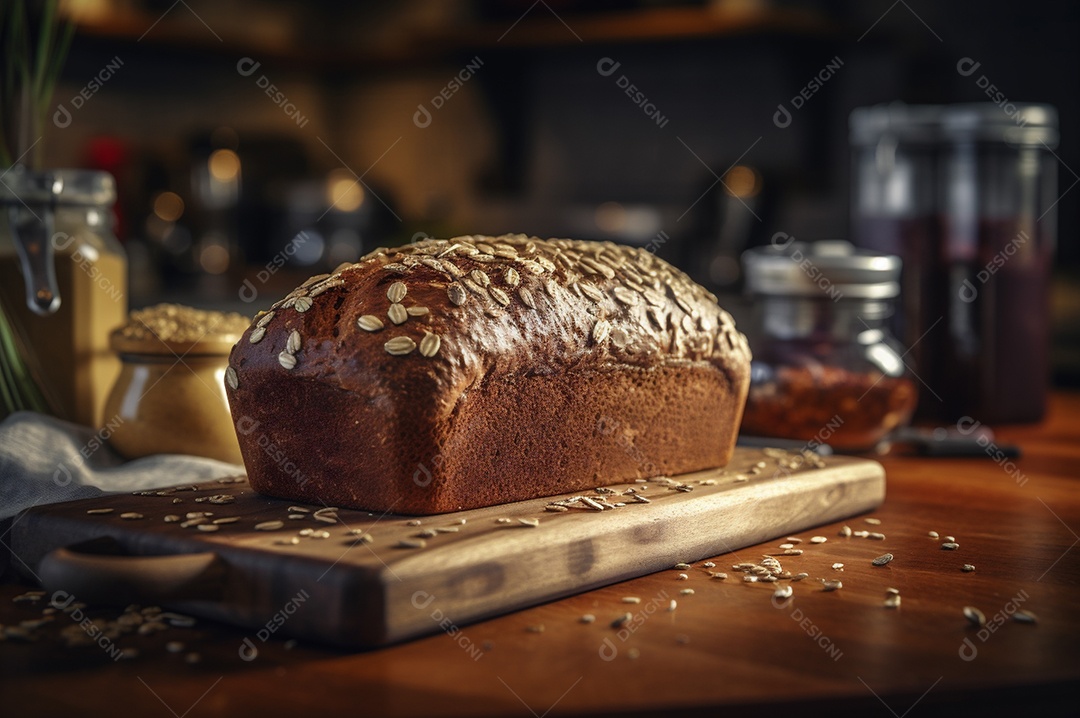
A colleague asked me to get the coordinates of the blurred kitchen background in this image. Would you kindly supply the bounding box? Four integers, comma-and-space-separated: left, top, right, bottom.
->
35, 0, 1080, 385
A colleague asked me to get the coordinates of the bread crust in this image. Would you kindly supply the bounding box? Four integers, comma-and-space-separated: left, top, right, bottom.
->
227, 235, 750, 514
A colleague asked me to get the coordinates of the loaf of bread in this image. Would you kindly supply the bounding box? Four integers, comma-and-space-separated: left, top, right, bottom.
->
226, 235, 750, 514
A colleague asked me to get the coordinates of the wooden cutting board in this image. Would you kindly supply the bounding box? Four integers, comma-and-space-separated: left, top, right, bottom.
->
9, 448, 884, 648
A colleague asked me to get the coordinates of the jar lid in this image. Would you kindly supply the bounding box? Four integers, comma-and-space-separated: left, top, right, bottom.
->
111, 304, 250, 355
0, 167, 116, 206
850, 102, 945, 144
850, 102, 1059, 148
742, 240, 901, 299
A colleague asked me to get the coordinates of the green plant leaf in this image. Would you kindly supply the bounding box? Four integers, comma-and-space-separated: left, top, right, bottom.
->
1, 0, 74, 169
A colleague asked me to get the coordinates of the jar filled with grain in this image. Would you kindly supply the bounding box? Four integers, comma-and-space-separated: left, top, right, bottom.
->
0, 169, 127, 426
739, 240, 917, 452
104, 304, 249, 463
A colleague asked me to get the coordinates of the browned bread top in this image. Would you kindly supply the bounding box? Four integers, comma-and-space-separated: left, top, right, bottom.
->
226, 234, 750, 404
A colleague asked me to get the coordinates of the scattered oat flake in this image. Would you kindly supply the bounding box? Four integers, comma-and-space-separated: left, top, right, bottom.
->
525, 624, 545, 633
120, 512, 144, 520
580, 614, 595, 624
809, 536, 827, 544
86, 508, 114, 515
832, 563, 845, 571
611, 613, 632, 629
517, 518, 539, 528
872, 553, 894, 566
710, 572, 728, 580
962, 564, 976, 573
255, 520, 284, 531
778, 543, 795, 550
785, 537, 803, 544
667, 600, 678, 612
702, 561, 715, 568
1013, 610, 1038, 624
774, 585, 793, 600
821, 580, 843, 592
884, 594, 901, 609
864, 517, 882, 525
839, 525, 852, 537
676, 573, 689, 581
673, 563, 691, 570
941, 542, 960, 551
680, 589, 695, 595
964, 606, 986, 627
928, 530, 939, 539
161, 613, 196, 628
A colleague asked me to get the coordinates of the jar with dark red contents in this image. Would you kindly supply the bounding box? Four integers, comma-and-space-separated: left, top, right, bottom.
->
850, 103, 1058, 424
739, 240, 917, 452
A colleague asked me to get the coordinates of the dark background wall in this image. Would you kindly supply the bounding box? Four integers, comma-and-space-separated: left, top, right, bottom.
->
41, 0, 1080, 377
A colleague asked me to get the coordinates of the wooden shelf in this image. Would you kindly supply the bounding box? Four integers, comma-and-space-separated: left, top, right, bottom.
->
72, 5, 839, 74
72, 11, 326, 71
447, 5, 838, 49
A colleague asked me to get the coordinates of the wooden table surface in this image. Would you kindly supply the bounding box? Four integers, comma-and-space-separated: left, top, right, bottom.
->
3, 393, 1079, 717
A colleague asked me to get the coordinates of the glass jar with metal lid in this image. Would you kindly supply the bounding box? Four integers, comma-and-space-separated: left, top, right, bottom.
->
850, 102, 1058, 423
740, 239, 917, 452
0, 168, 127, 426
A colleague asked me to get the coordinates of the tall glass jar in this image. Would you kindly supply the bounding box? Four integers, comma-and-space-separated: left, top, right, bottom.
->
0, 168, 128, 426
740, 240, 917, 452
850, 103, 1058, 424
